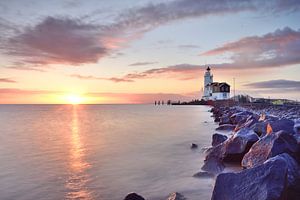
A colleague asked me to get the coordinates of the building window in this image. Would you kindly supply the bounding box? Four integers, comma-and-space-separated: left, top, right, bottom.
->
223, 93, 226, 98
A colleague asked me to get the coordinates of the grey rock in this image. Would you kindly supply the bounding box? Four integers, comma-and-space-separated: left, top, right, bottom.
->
223, 128, 259, 162
212, 133, 228, 146
212, 153, 300, 200
201, 144, 226, 174
242, 131, 299, 168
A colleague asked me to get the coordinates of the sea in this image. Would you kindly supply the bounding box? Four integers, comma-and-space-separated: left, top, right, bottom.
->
0, 104, 217, 200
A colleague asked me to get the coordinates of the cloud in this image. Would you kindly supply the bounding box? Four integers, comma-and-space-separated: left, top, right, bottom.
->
6, 17, 107, 65
244, 79, 300, 90
70, 74, 133, 82
0, 78, 17, 83
128, 62, 158, 66
201, 27, 300, 69
106, 26, 300, 81
7, 66, 46, 72
109, 63, 235, 82
0, 88, 58, 96
2, 0, 300, 65
178, 44, 200, 49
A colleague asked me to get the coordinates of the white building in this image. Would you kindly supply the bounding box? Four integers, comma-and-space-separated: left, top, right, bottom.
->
202, 67, 230, 101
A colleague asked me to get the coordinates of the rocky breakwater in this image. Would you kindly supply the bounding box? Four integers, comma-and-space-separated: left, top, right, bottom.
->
205, 106, 300, 200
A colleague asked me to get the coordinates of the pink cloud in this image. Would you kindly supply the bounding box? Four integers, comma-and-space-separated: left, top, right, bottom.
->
201, 27, 300, 68
70, 74, 134, 82
0, 78, 17, 83
2, 0, 299, 66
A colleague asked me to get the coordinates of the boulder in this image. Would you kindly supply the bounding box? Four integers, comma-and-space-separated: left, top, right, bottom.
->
212, 133, 228, 146
124, 193, 145, 200
235, 115, 258, 132
270, 119, 295, 134
211, 153, 300, 200
230, 111, 252, 125
201, 144, 226, 174
251, 119, 294, 137
223, 128, 259, 162
214, 117, 220, 122
242, 131, 299, 168
294, 121, 300, 135
251, 121, 268, 137
216, 124, 236, 131
203, 128, 259, 172
166, 192, 186, 200
219, 115, 231, 125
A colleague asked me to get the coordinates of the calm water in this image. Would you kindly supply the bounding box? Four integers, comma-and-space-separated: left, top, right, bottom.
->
0, 104, 217, 200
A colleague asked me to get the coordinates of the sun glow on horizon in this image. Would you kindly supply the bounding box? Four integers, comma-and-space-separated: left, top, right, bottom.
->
65, 94, 84, 105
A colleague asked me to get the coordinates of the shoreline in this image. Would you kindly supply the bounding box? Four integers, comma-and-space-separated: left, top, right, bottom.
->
124, 104, 300, 200
203, 104, 300, 200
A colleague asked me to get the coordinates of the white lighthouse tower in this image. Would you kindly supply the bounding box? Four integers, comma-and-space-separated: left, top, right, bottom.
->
203, 66, 213, 100
202, 66, 231, 101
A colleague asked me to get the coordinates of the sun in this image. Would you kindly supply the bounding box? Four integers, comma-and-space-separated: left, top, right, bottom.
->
66, 94, 84, 105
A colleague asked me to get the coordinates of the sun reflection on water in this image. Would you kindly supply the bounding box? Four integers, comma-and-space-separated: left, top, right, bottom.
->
65, 105, 93, 200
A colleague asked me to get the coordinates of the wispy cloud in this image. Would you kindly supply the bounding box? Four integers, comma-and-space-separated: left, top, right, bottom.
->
1, 0, 299, 66
244, 79, 300, 90
107, 26, 300, 82
178, 44, 200, 49
101, 26, 300, 82
6, 65, 47, 72
70, 74, 133, 82
201, 27, 300, 69
0, 78, 17, 83
128, 62, 158, 66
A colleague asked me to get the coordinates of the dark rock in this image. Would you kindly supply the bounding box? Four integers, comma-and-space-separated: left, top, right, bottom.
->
167, 192, 186, 200
212, 133, 228, 146
193, 171, 215, 178
293, 122, 300, 135
251, 121, 268, 137
223, 128, 259, 162
211, 153, 300, 200
235, 115, 258, 132
124, 193, 145, 200
253, 119, 295, 137
219, 115, 231, 125
216, 124, 236, 131
242, 130, 299, 168
214, 117, 220, 122
201, 144, 226, 174
270, 119, 295, 134
202, 128, 259, 173
230, 111, 252, 125
190, 143, 198, 149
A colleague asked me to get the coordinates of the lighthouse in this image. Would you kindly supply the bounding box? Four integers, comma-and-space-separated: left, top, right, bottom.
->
203, 66, 213, 99
202, 66, 230, 101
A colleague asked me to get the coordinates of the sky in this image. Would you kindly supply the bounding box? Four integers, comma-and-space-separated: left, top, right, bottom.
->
0, 0, 300, 104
